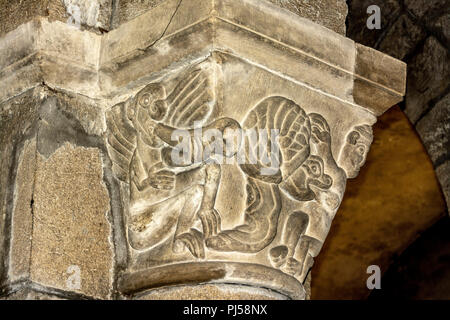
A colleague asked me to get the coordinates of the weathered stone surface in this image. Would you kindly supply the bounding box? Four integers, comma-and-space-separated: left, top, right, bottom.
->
41, 90, 106, 137
1, 88, 117, 299
31, 143, 113, 299
354, 44, 407, 115
377, 14, 426, 60
0, 0, 66, 37
104, 0, 404, 115
119, 261, 306, 299
0, 19, 102, 104
0, 0, 348, 36
347, 0, 449, 221
0, 0, 113, 37
430, 13, 450, 48
347, 0, 401, 48
8, 139, 36, 282
113, 0, 347, 35
0, 0, 406, 116
436, 161, 450, 212
0, 88, 40, 287
405, 36, 450, 123
108, 45, 391, 298
405, 0, 448, 21
137, 284, 287, 300
62, 0, 113, 31
416, 94, 450, 167
3, 288, 64, 300
2, 89, 105, 288
268, 0, 348, 34
113, 0, 167, 28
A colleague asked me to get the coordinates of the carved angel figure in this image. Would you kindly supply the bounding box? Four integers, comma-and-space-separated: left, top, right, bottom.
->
106, 68, 240, 259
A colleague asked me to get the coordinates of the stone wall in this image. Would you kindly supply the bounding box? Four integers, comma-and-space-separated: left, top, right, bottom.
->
0, 87, 117, 299
347, 0, 449, 211
0, 0, 348, 36
0, 0, 113, 35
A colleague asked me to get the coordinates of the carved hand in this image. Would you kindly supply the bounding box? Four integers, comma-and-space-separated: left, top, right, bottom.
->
197, 209, 221, 238
146, 170, 175, 190
145, 162, 176, 190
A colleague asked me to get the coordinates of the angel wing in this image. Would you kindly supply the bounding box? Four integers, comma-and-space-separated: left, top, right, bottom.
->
105, 66, 216, 183
105, 102, 137, 183
239, 96, 312, 183
163, 68, 215, 128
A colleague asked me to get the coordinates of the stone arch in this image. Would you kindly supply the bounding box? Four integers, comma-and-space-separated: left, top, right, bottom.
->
310, 0, 449, 299
347, 0, 449, 211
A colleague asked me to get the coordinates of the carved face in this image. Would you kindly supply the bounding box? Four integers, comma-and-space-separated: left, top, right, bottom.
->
302, 156, 333, 190
281, 155, 333, 201
134, 84, 167, 121
339, 126, 373, 178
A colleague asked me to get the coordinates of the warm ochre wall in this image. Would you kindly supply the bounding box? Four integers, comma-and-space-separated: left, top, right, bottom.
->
311, 106, 446, 299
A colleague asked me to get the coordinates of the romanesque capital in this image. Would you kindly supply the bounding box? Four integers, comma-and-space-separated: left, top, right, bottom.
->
0, 0, 406, 300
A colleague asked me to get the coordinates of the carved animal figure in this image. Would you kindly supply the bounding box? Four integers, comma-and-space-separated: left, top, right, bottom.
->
269, 113, 344, 280
106, 67, 239, 259
269, 116, 373, 282
206, 97, 333, 253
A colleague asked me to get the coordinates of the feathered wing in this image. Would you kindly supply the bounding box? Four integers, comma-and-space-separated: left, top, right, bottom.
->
105, 102, 137, 183
240, 96, 312, 183
163, 68, 215, 129
105, 66, 216, 182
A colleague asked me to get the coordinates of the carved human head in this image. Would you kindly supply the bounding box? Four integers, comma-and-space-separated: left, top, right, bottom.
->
129, 83, 167, 122
338, 124, 373, 179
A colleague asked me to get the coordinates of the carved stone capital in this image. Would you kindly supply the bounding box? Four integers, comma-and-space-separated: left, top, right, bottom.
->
0, 0, 406, 300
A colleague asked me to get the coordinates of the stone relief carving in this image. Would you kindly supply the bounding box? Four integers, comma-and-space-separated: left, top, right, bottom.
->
106, 67, 241, 260
105, 66, 374, 286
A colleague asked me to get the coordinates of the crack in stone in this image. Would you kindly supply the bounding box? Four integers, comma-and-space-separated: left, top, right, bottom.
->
139, 0, 184, 53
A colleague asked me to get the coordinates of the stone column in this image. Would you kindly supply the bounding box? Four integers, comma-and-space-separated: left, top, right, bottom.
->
0, 0, 406, 300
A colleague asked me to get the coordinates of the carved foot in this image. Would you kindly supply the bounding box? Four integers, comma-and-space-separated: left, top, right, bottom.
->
205, 231, 233, 251
282, 258, 302, 277
174, 228, 205, 259
269, 245, 289, 268
197, 208, 222, 238
205, 228, 268, 253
